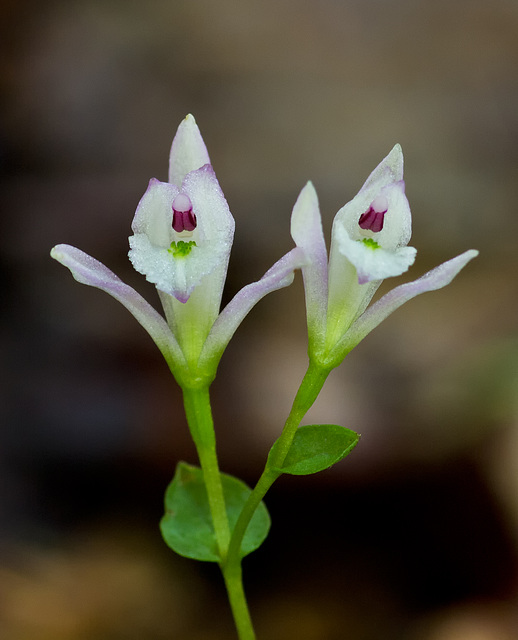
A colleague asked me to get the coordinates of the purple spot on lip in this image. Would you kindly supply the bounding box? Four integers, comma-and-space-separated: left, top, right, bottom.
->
359, 195, 388, 232
172, 194, 197, 232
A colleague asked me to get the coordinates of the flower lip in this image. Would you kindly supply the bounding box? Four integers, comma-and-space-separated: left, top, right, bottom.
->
358, 194, 389, 233
172, 193, 197, 233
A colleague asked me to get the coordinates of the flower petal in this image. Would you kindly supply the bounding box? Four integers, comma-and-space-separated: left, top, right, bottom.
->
290, 182, 328, 349
199, 248, 307, 371
329, 249, 479, 361
50, 244, 186, 373
130, 178, 179, 246
361, 143, 404, 194
334, 223, 417, 284
168, 114, 211, 187
129, 165, 234, 303
333, 145, 411, 251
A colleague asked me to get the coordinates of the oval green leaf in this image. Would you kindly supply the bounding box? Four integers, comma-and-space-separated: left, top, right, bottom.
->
271, 424, 360, 475
160, 462, 270, 562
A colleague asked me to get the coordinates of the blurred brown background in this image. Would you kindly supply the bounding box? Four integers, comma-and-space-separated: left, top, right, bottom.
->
2, 0, 518, 638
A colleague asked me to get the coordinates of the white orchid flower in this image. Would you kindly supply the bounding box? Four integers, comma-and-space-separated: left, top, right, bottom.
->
291, 144, 478, 368
52, 115, 305, 386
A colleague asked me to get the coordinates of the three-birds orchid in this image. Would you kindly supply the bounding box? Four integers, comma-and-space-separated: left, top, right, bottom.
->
291, 144, 478, 370
51, 116, 477, 385
50, 116, 479, 640
51, 115, 306, 387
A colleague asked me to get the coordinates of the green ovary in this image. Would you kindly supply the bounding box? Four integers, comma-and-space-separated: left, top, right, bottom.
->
169, 240, 197, 258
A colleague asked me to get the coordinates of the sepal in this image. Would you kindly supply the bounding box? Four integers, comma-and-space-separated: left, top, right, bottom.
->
50, 244, 187, 378
328, 249, 479, 365
199, 247, 307, 372
168, 114, 211, 186
290, 182, 328, 351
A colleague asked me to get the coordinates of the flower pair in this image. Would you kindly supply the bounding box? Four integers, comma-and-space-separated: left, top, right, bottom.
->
51, 115, 477, 384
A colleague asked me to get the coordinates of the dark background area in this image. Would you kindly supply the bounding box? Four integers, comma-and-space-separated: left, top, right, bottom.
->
1, 1, 518, 638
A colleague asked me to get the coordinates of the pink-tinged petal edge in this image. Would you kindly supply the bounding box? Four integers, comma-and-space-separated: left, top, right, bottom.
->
290, 182, 328, 347
331, 249, 479, 359
50, 244, 186, 371
199, 247, 307, 369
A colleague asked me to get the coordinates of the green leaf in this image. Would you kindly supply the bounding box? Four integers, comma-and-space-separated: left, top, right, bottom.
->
270, 424, 360, 475
160, 462, 270, 562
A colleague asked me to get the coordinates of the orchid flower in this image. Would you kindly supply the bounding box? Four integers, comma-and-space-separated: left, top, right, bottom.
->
291, 144, 478, 369
51, 115, 305, 387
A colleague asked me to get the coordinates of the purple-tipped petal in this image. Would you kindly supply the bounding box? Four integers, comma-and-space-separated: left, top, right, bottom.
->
290, 182, 328, 348
199, 248, 307, 369
168, 114, 211, 187
51, 244, 186, 371
331, 249, 478, 359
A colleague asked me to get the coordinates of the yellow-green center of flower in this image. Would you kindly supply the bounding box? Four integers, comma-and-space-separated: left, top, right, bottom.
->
169, 240, 197, 257
361, 238, 381, 249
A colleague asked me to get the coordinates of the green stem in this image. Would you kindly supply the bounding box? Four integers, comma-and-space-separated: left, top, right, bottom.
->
223, 561, 256, 640
183, 386, 255, 639
266, 360, 331, 469
222, 359, 331, 634
182, 386, 231, 560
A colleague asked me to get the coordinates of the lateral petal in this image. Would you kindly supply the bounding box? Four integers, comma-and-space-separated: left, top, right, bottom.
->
329, 249, 479, 362
199, 248, 307, 371
50, 244, 186, 372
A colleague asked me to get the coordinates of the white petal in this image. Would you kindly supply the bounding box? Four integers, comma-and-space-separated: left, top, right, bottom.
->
290, 182, 328, 348
335, 224, 417, 284
50, 244, 186, 373
199, 248, 307, 371
334, 145, 411, 251
168, 114, 211, 187
131, 178, 178, 247
330, 249, 479, 361
362, 143, 404, 191
340, 181, 412, 251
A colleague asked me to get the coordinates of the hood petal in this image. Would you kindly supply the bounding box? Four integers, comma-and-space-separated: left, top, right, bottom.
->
168, 114, 211, 187
333, 145, 411, 251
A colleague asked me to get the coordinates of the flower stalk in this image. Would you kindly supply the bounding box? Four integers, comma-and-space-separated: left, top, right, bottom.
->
182, 386, 230, 560
222, 359, 332, 634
